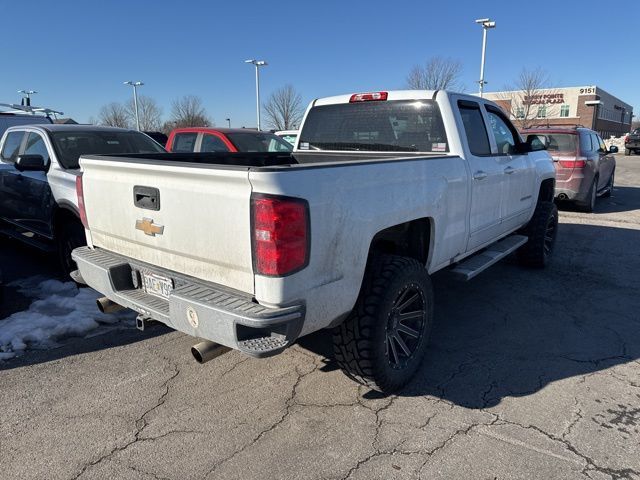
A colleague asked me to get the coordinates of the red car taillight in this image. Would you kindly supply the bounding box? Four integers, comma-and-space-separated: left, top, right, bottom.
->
625, 135, 630, 144
251, 195, 309, 276
76, 174, 88, 228
558, 157, 587, 169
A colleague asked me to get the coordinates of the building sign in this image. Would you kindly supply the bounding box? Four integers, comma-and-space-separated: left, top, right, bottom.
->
523, 93, 564, 105
579, 87, 595, 95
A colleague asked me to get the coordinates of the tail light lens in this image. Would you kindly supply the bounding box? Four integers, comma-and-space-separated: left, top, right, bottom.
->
76, 174, 88, 228
251, 195, 309, 276
625, 135, 630, 144
558, 156, 587, 169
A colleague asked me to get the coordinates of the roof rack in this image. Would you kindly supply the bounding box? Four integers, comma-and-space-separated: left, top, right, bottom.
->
0, 102, 64, 118
528, 123, 585, 129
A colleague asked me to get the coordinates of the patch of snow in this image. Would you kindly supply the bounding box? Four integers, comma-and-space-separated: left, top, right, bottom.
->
0, 276, 134, 360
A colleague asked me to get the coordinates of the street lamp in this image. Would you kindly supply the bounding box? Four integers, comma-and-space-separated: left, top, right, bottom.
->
475, 18, 496, 98
18, 89, 37, 107
123, 81, 144, 130
245, 59, 267, 130
226, 118, 231, 128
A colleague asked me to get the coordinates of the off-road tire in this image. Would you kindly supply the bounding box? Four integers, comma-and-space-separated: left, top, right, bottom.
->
332, 254, 434, 393
57, 221, 87, 279
517, 201, 558, 268
625, 148, 630, 156
601, 171, 614, 198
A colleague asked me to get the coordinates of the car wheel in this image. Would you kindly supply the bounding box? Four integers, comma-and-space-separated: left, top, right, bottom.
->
518, 201, 558, 268
601, 171, 614, 198
332, 254, 434, 393
625, 148, 630, 156
57, 221, 87, 279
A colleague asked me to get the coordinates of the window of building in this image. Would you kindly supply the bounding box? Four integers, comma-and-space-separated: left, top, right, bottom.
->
516, 106, 525, 119
537, 106, 547, 118
560, 105, 570, 118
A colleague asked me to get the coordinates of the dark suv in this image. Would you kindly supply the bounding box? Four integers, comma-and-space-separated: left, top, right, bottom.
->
625, 128, 640, 156
522, 127, 617, 212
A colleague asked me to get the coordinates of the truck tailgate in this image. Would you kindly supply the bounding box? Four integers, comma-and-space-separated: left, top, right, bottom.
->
80, 158, 254, 295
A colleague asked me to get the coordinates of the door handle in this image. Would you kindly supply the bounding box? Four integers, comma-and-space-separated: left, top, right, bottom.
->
504, 166, 515, 174
473, 171, 488, 180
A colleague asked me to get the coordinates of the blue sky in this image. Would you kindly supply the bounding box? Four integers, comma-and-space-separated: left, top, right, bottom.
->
1, 0, 638, 127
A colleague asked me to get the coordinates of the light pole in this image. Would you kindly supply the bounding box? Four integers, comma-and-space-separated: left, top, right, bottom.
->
475, 18, 496, 98
123, 81, 144, 130
226, 118, 231, 128
18, 89, 37, 107
245, 59, 267, 130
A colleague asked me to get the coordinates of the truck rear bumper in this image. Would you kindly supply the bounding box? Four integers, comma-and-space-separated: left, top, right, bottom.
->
72, 246, 304, 357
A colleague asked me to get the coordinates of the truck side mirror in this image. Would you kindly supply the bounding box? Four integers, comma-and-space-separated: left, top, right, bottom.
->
608, 145, 619, 154
15, 154, 47, 172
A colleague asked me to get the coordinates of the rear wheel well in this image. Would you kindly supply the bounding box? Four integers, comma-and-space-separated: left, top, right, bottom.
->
53, 208, 81, 236
369, 218, 432, 265
538, 178, 555, 203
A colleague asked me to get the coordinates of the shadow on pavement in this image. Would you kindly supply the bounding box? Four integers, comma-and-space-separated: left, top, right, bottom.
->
300, 222, 640, 408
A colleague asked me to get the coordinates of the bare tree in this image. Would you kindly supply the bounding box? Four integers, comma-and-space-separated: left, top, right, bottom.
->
501, 68, 559, 130
125, 95, 163, 131
406, 56, 464, 91
169, 95, 211, 128
98, 102, 130, 128
263, 85, 304, 130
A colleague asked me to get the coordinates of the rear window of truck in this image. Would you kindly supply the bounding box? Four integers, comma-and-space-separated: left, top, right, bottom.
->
50, 130, 165, 169
298, 100, 449, 153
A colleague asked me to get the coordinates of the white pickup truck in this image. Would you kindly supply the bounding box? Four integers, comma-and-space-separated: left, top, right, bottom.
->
72, 90, 556, 392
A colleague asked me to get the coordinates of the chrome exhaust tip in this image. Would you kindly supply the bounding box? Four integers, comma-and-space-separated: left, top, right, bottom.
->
96, 297, 125, 314
191, 341, 231, 364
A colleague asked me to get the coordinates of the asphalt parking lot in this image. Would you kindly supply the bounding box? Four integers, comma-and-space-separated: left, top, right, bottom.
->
1, 155, 639, 480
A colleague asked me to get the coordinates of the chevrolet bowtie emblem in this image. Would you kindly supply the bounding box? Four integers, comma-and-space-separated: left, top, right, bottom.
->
135, 218, 164, 236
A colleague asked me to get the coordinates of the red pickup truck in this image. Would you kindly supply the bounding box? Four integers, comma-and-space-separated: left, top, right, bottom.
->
166, 128, 292, 153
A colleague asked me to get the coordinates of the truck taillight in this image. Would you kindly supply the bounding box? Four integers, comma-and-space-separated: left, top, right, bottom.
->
349, 91, 388, 103
251, 195, 309, 276
625, 135, 630, 144
76, 174, 88, 228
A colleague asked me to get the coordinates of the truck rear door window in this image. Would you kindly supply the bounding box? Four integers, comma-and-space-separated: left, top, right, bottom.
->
458, 102, 491, 156
172, 133, 198, 153
298, 100, 449, 153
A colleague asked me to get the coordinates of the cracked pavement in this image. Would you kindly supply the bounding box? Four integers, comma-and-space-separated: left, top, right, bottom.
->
1, 155, 639, 479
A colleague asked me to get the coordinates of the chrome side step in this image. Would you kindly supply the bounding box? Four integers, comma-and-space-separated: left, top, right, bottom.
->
450, 235, 528, 281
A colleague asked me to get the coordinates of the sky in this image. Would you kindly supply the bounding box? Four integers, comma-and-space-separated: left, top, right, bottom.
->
1, 0, 638, 128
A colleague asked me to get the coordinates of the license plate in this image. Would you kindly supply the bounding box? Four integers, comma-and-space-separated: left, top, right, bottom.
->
142, 272, 173, 299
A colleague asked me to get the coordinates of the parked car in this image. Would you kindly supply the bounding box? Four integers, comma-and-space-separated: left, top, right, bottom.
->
0, 125, 166, 275
72, 90, 556, 392
624, 128, 640, 156
0, 112, 52, 138
274, 130, 299, 146
166, 128, 292, 153
521, 126, 616, 212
